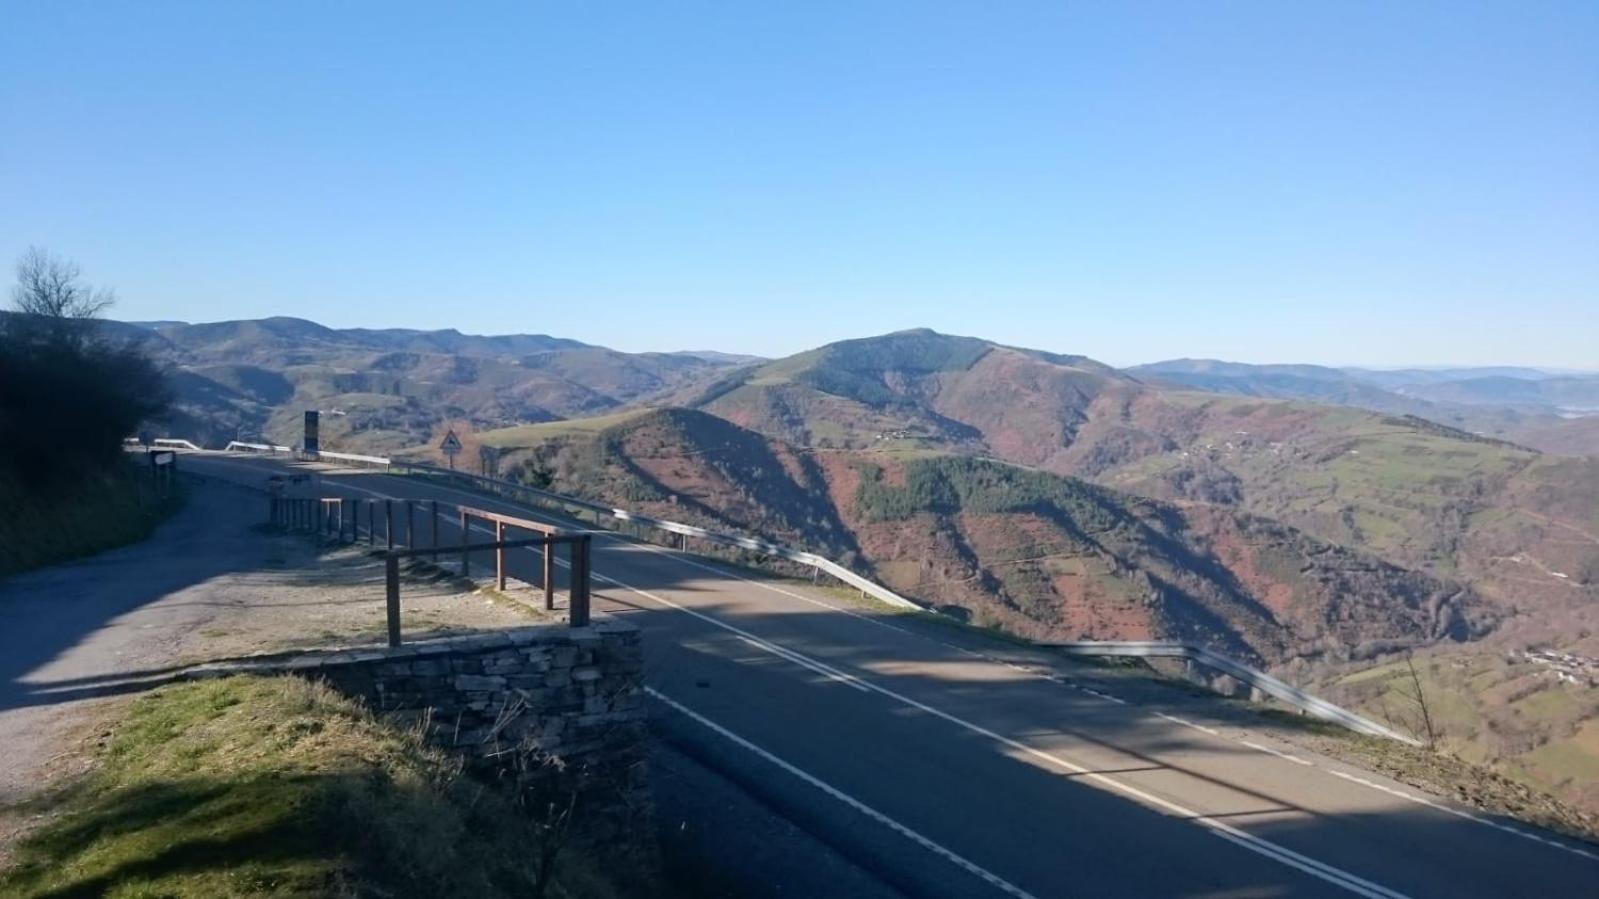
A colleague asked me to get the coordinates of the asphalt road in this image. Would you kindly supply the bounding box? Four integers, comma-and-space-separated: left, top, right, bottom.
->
183, 453, 1599, 899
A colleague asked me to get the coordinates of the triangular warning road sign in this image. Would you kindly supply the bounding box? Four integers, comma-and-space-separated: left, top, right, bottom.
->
440, 430, 463, 455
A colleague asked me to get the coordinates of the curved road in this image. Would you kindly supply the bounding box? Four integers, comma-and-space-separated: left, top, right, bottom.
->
185, 452, 1599, 899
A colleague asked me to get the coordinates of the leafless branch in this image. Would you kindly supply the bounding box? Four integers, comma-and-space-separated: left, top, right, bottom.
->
10, 246, 116, 325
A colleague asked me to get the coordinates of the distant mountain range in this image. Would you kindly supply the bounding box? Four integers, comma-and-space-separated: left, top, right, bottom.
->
1126, 358, 1599, 453
432, 327, 1595, 654
104, 316, 754, 452
108, 316, 1596, 662
96, 314, 1599, 812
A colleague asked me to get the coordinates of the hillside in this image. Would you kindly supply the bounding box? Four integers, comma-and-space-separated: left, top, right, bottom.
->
471, 408, 1484, 666
678, 332, 1599, 618
1127, 358, 1599, 454
467, 394, 1599, 810
110, 316, 746, 453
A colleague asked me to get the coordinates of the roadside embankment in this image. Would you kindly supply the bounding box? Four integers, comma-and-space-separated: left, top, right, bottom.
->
0, 675, 616, 898
0, 465, 183, 578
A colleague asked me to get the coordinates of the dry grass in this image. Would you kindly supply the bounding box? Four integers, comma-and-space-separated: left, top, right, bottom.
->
0, 676, 555, 898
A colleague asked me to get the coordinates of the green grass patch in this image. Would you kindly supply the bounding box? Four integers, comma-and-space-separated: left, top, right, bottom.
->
0, 464, 184, 578
472, 411, 652, 450
0, 676, 557, 898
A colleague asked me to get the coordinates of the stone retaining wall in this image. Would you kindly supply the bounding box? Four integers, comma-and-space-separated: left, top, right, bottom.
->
184, 618, 649, 845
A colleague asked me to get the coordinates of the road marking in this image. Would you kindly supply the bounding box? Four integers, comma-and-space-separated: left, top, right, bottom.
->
588, 567, 1412, 898
1324, 770, 1599, 862
197, 457, 1596, 871
1155, 711, 1222, 736
735, 635, 870, 692
1079, 686, 1129, 705
647, 687, 1039, 899
1241, 740, 1312, 766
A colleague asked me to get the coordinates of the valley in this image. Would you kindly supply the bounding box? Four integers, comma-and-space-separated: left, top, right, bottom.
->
131, 317, 1599, 813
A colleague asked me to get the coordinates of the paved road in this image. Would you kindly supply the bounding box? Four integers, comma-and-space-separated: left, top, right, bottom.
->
0, 481, 276, 811
185, 453, 1599, 899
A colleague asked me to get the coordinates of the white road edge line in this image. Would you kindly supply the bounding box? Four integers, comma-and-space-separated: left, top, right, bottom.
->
646, 686, 1039, 899
1323, 770, 1599, 863
215, 458, 1588, 872
590, 569, 1411, 899
1241, 740, 1313, 767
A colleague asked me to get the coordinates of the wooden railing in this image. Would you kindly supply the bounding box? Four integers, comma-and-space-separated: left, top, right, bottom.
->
267, 494, 594, 640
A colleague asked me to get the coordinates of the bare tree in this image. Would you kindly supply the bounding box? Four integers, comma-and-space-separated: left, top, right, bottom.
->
10, 247, 116, 337
1397, 651, 1439, 748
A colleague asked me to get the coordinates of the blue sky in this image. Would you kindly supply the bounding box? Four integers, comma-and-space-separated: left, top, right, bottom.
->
2, 2, 1595, 366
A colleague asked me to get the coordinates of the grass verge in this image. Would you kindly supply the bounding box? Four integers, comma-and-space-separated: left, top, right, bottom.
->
0, 464, 184, 578
0, 676, 564, 898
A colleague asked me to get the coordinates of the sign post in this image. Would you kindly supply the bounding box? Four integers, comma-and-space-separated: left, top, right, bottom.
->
440, 429, 462, 471
479, 444, 499, 478
303, 410, 320, 456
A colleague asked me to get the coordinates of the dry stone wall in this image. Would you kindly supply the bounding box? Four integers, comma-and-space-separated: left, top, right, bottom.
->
184, 618, 649, 845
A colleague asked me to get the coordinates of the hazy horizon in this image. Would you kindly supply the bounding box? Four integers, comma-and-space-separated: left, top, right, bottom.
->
104, 313, 1597, 374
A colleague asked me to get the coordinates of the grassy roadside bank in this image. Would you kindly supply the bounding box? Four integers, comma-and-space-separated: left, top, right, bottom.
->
0, 464, 184, 578
0, 676, 622, 898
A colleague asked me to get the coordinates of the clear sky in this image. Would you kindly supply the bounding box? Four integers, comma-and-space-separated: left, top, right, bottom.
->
3, 2, 1595, 367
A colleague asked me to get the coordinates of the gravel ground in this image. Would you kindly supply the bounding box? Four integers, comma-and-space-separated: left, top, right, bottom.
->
0, 476, 901, 897
0, 477, 532, 865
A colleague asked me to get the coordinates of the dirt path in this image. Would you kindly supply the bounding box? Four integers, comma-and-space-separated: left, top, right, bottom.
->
0, 477, 531, 863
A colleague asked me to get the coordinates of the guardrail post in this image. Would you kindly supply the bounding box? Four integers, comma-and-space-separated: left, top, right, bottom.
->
495, 521, 506, 591
403, 500, 413, 548
543, 540, 555, 610
385, 555, 402, 648
570, 535, 591, 627
459, 510, 470, 577
367, 500, 375, 546
431, 501, 440, 561
385, 500, 394, 550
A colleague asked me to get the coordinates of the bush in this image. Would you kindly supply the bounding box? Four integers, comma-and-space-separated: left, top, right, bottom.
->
0, 316, 170, 487
0, 463, 182, 577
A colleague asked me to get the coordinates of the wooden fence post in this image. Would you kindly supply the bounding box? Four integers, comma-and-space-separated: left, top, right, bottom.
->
385, 500, 394, 550
385, 555, 402, 647
495, 521, 506, 591
543, 540, 555, 610
405, 500, 415, 548
459, 510, 470, 577
570, 535, 591, 627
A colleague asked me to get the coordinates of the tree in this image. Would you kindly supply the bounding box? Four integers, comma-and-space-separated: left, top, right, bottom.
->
1, 249, 170, 484
9, 247, 115, 343
1390, 651, 1439, 749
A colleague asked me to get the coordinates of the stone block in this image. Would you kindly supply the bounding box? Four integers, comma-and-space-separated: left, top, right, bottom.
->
454, 674, 507, 691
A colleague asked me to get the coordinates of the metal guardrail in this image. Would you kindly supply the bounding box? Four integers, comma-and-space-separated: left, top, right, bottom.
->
385, 460, 924, 611
225, 440, 292, 453
225, 441, 387, 466
1044, 642, 1421, 744
214, 440, 1416, 743
124, 437, 203, 451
